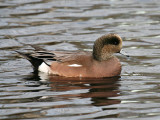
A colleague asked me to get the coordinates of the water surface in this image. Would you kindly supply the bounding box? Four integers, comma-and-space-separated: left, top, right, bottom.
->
0, 0, 160, 119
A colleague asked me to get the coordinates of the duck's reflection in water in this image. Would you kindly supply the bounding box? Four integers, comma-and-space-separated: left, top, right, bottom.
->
47, 74, 121, 106
24, 73, 121, 118
26, 73, 121, 106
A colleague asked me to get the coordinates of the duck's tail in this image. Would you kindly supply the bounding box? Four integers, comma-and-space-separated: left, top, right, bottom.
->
16, 51, 44, 73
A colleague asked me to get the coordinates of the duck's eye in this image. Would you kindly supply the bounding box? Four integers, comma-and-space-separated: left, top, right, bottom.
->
108, 39, 119, 45
103, 36, 120, 46
113, 41, 119, 45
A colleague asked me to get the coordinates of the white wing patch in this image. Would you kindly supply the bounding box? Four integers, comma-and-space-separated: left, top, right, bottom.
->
68, 64, 82, 67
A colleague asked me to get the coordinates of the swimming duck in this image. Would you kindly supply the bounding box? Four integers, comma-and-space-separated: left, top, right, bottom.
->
17, 33, 122, 78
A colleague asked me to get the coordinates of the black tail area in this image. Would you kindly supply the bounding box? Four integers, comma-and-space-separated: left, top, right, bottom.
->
16, 51, 44, 72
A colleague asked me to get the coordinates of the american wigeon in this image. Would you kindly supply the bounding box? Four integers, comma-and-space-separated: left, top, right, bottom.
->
17, 33, 123, 78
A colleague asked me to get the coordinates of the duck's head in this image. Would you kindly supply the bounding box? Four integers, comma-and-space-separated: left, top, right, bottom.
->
92, 33, 122, 61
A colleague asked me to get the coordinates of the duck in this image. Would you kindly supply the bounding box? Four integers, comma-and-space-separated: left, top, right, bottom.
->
17, 33, 123, 78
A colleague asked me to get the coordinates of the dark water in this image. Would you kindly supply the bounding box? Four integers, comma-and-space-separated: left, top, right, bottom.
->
0, 0, 160, 119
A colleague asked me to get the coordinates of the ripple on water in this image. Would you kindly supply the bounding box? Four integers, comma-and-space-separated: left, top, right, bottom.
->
1, 0, 160, 119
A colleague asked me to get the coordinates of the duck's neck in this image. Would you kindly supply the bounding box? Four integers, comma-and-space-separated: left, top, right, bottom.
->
92, 40, 101, 61
92, 42, 113, 61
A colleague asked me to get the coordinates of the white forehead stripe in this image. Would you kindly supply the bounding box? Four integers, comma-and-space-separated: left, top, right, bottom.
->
68, 64, 82, 67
